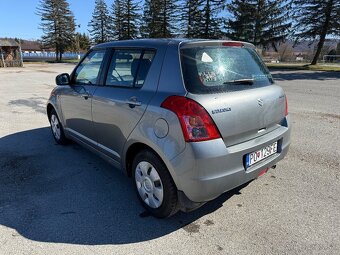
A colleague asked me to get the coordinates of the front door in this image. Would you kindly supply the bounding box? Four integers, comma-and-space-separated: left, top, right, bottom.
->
60, 50, 106, 144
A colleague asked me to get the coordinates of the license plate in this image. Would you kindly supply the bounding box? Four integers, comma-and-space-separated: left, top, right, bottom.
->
246, 142, 278, 167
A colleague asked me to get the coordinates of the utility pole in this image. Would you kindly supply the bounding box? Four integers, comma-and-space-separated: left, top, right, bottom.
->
18, 39, 24, 67
77, 24, 81, 60
0, 48, 6, 68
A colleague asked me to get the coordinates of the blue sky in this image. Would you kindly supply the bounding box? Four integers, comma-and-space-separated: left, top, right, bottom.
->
0, 0, 105, 40
0, 0, 231, 40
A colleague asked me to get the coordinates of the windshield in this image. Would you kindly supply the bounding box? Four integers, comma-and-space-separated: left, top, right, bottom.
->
180, 46, 274, 94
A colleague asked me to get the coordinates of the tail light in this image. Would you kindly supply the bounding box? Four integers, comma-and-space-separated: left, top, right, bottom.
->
161, 96, 221, 142
285, 95, 288, 116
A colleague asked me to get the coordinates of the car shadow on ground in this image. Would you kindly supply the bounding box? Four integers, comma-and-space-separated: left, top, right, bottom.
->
0, 127, 249, 245
271, 70, 340, 81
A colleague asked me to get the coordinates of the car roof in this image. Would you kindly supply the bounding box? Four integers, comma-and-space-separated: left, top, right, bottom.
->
92, 38, 255, 49
93, 38, 184, 49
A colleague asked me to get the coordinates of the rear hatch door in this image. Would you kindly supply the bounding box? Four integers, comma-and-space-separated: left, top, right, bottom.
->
180, 41, 286, 146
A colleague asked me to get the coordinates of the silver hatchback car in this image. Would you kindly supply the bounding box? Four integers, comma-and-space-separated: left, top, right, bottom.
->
47, 39, 291, 218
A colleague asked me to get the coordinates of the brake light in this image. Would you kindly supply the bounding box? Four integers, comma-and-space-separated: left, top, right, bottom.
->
222, 42, 243, 47
285, 95, 288, 116
161, 96, 221, 142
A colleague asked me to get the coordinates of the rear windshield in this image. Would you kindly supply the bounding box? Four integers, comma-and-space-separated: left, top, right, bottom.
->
180, 46, 274, 94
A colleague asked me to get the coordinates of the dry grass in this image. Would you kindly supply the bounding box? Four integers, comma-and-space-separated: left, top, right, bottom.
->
266, 63, 340, 72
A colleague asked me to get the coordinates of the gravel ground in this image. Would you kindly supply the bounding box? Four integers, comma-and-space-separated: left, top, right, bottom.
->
0, 64, 339, 255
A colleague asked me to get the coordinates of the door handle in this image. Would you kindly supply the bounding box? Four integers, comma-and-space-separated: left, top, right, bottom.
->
80, 92, 91, 100
125, 97, 141, 108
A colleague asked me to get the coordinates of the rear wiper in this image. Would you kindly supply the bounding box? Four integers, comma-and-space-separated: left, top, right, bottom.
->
223, 78, 254, 85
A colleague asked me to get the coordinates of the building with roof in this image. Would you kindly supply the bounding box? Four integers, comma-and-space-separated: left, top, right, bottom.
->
0, 38, 23, 67
20, 40, 43, 54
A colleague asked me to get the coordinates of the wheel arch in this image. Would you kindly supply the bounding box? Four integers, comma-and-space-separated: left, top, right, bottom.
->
47, 102, 64, 126
124, 142, 180, 190
46, 103, 55, 121
125, 142, 160, 177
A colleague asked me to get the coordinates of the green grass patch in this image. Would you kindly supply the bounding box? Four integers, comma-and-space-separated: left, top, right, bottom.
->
266, 63, 340, 72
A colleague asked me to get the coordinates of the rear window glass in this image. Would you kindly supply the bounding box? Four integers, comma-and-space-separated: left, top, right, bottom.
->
180, 46, 273, 94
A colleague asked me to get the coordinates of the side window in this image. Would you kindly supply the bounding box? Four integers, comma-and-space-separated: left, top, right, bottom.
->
74, 50, 106, 85
106, 49, 155, 88
135, 50, 155, 88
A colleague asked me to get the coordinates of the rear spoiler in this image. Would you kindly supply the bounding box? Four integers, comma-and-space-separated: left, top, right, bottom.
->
180, 40, 255, 49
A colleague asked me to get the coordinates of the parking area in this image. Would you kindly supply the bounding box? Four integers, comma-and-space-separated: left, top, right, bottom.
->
0, 63, 339, 255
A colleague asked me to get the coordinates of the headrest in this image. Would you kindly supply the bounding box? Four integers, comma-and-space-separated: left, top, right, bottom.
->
131, 59, 151, 81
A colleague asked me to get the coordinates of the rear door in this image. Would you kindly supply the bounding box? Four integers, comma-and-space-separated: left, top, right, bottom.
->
180, 42, 286, 146
92, 48, 157, 161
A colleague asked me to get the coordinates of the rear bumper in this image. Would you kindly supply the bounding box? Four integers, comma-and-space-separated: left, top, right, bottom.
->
169, 119, 291, 204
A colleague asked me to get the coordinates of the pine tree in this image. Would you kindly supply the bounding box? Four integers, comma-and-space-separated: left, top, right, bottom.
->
70, 33, 91, 53
181, 0, 204, 38
226, 0, 254, 42
112, 0, 124, 40
141, 0, 179, 38
118, 0, 141, 40
37, 0, 76, 61
256, 0, 291, 50
200, 0, 225, 39
78, 33, 91, 51
160, 0, 180, 38
181, 0, 224, 39
140, 0, 150, 38
88, 0, 112, 44
227, 0, 291, 50
293, 0, 340, 65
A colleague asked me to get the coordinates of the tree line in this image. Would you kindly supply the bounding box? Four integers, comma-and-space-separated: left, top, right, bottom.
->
37, 0, 340, 64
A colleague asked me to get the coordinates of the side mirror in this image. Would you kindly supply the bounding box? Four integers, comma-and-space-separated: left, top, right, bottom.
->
56, 73, 71, 85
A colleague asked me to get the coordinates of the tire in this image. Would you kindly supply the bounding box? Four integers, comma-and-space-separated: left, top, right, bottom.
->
132, 149, 178, 218
49, 109, 68, 145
